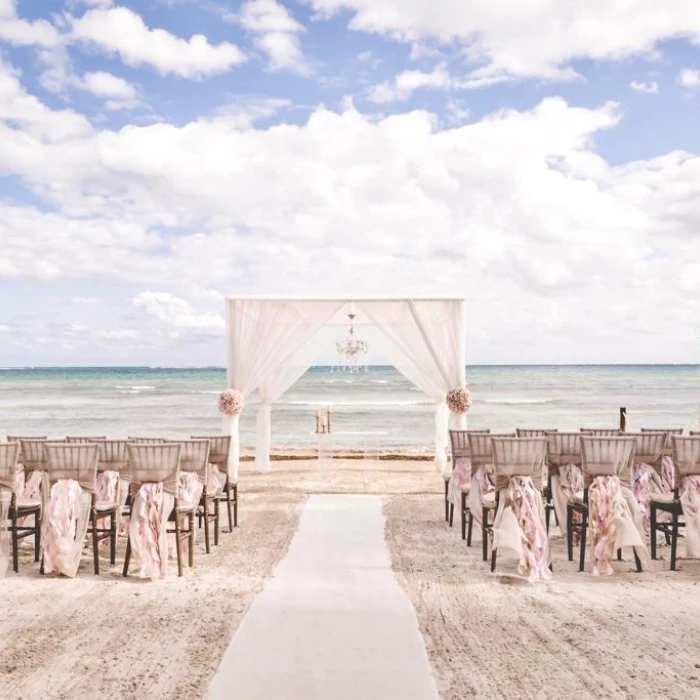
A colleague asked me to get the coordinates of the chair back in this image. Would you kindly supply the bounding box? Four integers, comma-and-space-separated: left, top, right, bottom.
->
467, 432, 515, 467
0, 442, 21, 492
178, 439, 210, 479
98, 440, 129, 476
690, 431, 700, 437
516, 429, 557, 437
546, 432, 582, 474
449, 429, 490, 459
44, 442, 100, 492
128, 437, 166, 444
8, 436, 47, 463
126, 443, 181, 496
580, 437, 636, 488
19, 439, 49, 472
66, 436, 106, 443
191, 435, 231, 467
491, 437, 547, 490
626, 432, 666, 471
580, 429, 621, 436
641, 428, 683, 457
670, 436, 700, 479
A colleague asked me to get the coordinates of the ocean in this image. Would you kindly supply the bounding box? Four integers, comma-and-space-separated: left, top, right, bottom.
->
1, 366, 699, 454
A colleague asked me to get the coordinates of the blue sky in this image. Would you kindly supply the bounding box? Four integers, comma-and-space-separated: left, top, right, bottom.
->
1, 0, 700, 366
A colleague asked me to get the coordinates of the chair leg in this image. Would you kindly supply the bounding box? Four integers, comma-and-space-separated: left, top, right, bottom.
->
203, 495, 211, 554
467, 512, 473, 547
110, 510, 117, 566
579, 508, 588, 573
491, 543, 497, 573
633, 548, 642, 573
671, 509, 679, 571
617, 548, 622, 562
34, 509, 41, 562
123, 537, 131, 577
650, 504, 657, 560
449, 502, 454, 528
226, 487, 233, 533
545, 502, 551, 534
188, 512, 195, 568
444, 481, 449, 522
482, 506, 489, 562
566, 506, 573, 562
233, 484, 238, 527
174, 511, 183, 577
92, 505, 100, 576
460, 492, 466, 541
214, 496, 220, 547
11, 506, 19, 574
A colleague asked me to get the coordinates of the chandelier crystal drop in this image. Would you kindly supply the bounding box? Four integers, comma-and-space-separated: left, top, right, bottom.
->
334, 313, 369, 373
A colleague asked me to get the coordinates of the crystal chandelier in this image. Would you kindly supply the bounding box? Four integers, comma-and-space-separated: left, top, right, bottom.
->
334, 312, 369, 373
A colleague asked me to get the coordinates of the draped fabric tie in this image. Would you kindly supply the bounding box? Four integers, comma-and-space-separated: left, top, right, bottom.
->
632, 462, 671, 535
206, 463, 224, 497
493, 476, 551, 582
95, 470, 119, 547
680, 475, 700, 559
170, 472, 204, 558
129, 483, 174, 581
448, 457, 471, 506
662, 456, 676, 491
41, 479, 91, 578
550, 463, 583, 541
468, 464, 495, 524
588, 475, 646, 576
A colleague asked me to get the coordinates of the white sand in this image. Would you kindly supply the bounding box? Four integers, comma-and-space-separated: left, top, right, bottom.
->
2, 458, 700, 700
210, 494, 438, 700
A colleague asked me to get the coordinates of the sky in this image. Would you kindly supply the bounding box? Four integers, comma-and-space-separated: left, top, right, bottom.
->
1, 0, 700, 367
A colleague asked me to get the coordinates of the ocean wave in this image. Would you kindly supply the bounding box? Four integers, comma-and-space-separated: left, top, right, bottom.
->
370, 380, 388, 384
284, 400, 432, 407
114, 385, 156, 391
479, 398, 553, 405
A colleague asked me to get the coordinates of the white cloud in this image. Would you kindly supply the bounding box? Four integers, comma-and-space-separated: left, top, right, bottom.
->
2, 62, 700, 361
133, 292, 225, 330
72, 296, 100, 304
75, 70, 138, 110
213, 96, 291, 128
95, 328, 140, 340
678, 68, 700, 88
445, 97, 469, 125
69, 6, 246, 79
237, 0, 309, 74
369, 65, 452, 103
0, 324, 10, 332
0, 0, 60, 47
306, 0, 700, 84
629, 80, 659, 94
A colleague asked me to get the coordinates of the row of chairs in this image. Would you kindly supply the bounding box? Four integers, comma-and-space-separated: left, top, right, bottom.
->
0, 435, 238, 577
445, 428, 700, 574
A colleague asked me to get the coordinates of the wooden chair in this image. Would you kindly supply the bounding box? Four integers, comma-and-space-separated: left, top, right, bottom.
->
123, 443, 191, 578
0, 442, 41, 572
98, 440, 130, 527
689, 431, 700, 437
7, 436, 47, 464
516, 429, 557, 528
490, 436, 548, 573
66, 436, 107, 443
18, 439, 49, 520
467, 432, 515, 560
580, 429, 621, 436
42, 442, 102, 575
448, 429, 489, 536
571, 437, 641, 573
192, 435, 236, 532
128, 437, 166, 443
546, 432, 582, 545
178, 439, 211, 555
650, 436, 700, 570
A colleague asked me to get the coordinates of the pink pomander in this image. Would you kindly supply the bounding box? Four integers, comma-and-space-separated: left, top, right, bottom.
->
218, 389, 244, 417
446, 387, 472, 414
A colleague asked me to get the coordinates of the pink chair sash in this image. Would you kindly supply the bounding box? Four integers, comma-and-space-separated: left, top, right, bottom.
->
95, 470, 120, 547
662, 456, 676, 490
550, 464, 583, 540
588, 476, 645, 576
129, 483, 174, 581
680, 475, 700, 559
170, 472, 204, 558
206, 464, 224, 497
467, 464, 495, 525
448, 457, 471, 506
41, 479, 91, 578
493, 476, 551, 582
633, 462, 671, 534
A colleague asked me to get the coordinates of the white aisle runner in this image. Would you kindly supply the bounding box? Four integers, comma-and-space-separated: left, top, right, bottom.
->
209, 494, 439, 700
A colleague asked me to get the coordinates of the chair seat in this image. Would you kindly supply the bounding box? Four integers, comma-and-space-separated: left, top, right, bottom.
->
17, 499, 41, 510
650, 493, 676, 505
95, 501, 119, 512
482, 492, 496, 508
176, 504, 196, 514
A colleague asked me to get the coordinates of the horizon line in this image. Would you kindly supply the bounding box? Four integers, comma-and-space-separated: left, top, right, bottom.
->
1, 363, 700, 369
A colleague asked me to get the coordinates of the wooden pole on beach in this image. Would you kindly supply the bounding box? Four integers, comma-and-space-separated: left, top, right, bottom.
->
619, 406, 627, 432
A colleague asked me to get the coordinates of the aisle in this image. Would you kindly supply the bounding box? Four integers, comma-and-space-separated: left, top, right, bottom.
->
208, 494, 439, 700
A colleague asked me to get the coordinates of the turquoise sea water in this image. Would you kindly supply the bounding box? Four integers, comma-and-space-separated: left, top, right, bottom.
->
0, 366, 698, 453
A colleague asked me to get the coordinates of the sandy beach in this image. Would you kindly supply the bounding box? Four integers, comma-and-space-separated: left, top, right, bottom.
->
2, 458, 700, 699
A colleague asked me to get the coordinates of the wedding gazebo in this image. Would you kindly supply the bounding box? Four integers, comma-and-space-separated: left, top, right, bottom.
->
224, 297, 467, 478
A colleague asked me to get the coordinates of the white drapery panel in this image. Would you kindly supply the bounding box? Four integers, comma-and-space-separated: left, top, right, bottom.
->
357, 299, 466, 474
255, 326, 337, 472
226, 299, 345, 480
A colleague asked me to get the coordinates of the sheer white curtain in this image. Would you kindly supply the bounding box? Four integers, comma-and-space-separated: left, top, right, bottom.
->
255, 326, 336, 472
359, 299, 466, 474
226, 299, 344, 480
